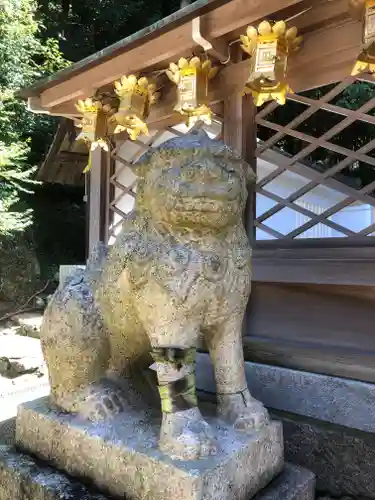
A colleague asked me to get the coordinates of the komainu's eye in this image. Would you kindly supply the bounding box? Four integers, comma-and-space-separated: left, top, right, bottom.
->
223, 163, 236, 174
184, 168, 195, 180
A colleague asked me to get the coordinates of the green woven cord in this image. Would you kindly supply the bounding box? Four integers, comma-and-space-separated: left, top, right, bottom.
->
158, 373, 198, 413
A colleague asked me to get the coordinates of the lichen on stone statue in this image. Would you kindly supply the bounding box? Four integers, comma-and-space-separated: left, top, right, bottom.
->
40, 129, 269, 461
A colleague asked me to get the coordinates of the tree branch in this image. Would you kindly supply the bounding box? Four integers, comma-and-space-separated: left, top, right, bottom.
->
0, 281, 50, 323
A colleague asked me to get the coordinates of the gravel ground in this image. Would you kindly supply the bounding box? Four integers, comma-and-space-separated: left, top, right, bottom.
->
0, 314, 49, 444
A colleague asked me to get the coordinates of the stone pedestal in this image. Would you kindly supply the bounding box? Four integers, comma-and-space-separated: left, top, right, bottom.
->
14, 398, 284, 500
0, 445, 315, 500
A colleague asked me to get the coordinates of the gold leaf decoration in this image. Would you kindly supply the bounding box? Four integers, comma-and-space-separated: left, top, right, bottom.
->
112, 74, 159, 141
351, 0, 375, 77
240, 20, 302, 107
166, 56, 219, 127
75, 96, 115, 172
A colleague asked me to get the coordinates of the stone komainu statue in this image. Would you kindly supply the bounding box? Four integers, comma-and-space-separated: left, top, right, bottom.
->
41, 130, 269, 460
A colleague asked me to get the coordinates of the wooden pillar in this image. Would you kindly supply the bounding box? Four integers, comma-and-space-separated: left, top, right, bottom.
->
87, 147, 110, 256
223, 92, 257, 245
223, 84, 257, 338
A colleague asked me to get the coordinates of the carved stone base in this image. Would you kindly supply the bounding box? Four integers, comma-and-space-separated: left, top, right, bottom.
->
0, 445, 315, 500
15, 397, 284, 500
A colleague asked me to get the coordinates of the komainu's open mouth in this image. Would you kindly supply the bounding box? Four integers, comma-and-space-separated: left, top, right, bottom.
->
174, 198, 238, 213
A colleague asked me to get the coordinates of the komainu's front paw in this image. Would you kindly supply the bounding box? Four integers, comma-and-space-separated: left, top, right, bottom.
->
55, 380, 128, 422
159, 407, 218, 461
217, 389, 270, 431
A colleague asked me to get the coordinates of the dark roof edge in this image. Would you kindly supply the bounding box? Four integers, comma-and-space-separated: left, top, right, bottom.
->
19, 0, 231, 100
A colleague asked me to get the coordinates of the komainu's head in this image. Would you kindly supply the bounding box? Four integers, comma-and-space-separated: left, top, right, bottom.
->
135, 130, 256, 230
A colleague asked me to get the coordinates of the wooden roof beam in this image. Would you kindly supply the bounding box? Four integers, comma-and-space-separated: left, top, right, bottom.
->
39, 0, 312, 109
28, 97, 81, 119
46, 18, 362, 126
149, 19, 361, 122
37, 120, 69, 181
231, 0, 352, 40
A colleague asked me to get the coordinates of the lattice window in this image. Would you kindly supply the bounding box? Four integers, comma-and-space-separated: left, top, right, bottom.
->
255, 76, 375, 243
107, 119, 222, 245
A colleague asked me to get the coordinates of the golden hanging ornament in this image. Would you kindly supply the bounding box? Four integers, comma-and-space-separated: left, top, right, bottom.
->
112, 75, 159, 141
75, 97, 116, 173
351, 0, 375, 76
240, 20, 302, 107
166, 56, 219, 127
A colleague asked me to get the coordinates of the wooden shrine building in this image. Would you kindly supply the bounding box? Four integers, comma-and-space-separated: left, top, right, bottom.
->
21, 0, 375, 388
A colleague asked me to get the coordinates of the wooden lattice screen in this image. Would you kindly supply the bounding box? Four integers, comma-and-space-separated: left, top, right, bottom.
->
255, 76, 375, 243
108, 129, 166, 244
103, 78, 375, 246
106, 120, 222, 244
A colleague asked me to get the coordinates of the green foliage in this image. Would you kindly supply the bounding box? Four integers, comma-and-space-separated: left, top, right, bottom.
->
0, 142, 36, 234
36, 0, 181, 62
0, 0, 69, 236
0, 0, 183, 236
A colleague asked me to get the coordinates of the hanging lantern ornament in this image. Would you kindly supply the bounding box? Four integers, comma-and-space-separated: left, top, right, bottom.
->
112, 75, 159, 141
166, 56, 219, 127
351, 0, 375, 76
75, 98, 115, 172
240, 20, 302, 107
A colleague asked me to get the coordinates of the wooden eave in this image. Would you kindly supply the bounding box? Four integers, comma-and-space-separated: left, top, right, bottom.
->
22, 0, 363, 126
37, 119, 87, 186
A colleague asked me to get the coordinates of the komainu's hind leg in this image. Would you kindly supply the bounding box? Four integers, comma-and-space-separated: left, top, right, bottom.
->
206, 314, 269, 431
41, 272, 127, 420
